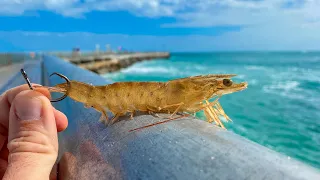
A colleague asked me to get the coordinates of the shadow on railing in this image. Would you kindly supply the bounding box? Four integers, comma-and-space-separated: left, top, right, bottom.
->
1, 54, 319, 180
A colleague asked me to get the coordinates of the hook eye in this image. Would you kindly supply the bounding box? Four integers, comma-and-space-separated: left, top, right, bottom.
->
49, 72, 71, 102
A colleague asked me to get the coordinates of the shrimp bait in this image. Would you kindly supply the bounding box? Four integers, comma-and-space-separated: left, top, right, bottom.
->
36, 72, 248, 129
21, 69, 248, 129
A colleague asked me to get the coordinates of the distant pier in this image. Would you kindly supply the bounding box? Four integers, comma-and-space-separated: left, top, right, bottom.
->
50, 52, 170, 74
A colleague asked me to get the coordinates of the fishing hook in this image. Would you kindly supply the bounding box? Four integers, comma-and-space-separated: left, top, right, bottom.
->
20, 69, 71, 102
49, 72, 71, 102
20, 69, 34, 90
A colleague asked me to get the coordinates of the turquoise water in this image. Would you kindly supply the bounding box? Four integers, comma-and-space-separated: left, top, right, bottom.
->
103, 52, 320, 169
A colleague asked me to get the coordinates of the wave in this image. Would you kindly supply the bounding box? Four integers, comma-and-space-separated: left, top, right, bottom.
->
119, 63, 217, 78
245, 65, 268, 70
308, 57, 320, 62
185, 65, 207, 71
121, 66, 175, 74
248, 79, 258, 85
263, 81, 305, 100
264, 81, 300, 91
273, 67, 320, 83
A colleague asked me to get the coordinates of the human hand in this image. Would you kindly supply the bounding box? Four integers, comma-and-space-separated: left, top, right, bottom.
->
0, 84, 68, 180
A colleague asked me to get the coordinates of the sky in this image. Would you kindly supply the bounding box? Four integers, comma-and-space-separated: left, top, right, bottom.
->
1, 0, 320, 52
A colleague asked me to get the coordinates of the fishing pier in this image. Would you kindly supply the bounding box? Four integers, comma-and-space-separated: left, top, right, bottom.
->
49, 51, 170, 74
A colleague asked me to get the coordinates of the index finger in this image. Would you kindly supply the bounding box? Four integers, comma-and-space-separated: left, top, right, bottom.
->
0, 84, 51, 129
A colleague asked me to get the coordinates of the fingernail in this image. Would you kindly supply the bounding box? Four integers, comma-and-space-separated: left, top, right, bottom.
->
15, 97, 43, 121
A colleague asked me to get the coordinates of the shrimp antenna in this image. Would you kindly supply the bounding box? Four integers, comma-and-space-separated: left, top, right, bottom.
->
20, 69, 34, 90
49, 72, 71, 102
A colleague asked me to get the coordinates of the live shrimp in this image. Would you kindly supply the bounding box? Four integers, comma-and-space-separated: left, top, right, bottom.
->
22, 70, 248, 129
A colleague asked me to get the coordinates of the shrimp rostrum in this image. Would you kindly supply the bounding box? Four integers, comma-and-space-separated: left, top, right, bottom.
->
45, 74, 248, 129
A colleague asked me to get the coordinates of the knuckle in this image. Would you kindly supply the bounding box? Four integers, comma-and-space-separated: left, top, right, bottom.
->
8, 130, 56, 155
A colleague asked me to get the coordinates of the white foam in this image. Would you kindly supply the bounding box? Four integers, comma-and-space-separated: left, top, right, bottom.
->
263, 81, 305, 100
265, 81, 300, 91
121, 66, 174, 74
275, 67, 320, 83
263, 89, 305, 100
245, 65, 268, 70
249, 79, 258, 85
191, 65, 207, 71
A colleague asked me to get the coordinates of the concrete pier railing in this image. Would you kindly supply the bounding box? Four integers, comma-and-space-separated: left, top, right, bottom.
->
1, 54, 320, 180
0, 53, 39, 67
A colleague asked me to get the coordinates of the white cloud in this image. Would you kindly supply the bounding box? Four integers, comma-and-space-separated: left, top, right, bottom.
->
161, 0, 320, 27
0, 0, 319, 26
1, 0, 320, 50
0, 0, 176, 17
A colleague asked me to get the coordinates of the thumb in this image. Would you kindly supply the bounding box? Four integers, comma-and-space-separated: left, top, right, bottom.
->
3, 90, 58, 180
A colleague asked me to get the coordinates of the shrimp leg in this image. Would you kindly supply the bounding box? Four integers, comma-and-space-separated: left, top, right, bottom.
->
199, 98, 220, 110
203, 108, 213, 123
147, 106, 167, 118
110, 114, 121, 125
205, 105, 226, 129
161, 102, 184, 119
129, 111, 135, 120
147, 105, 159, 112
148, 111, 161, 118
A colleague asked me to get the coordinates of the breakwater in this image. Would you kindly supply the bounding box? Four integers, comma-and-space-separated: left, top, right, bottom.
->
52, 52, 170, 74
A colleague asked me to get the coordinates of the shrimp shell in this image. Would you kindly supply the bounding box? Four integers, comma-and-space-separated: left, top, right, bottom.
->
49, 74, 248, 128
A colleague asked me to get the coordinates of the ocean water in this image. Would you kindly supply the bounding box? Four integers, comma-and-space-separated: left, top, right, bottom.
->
103, 52, 320, 169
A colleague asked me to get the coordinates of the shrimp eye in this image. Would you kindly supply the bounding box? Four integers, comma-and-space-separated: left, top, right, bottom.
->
223, 79, 233, 87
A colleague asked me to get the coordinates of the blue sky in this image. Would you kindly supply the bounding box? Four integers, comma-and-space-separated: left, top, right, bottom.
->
0, 0, 320, 52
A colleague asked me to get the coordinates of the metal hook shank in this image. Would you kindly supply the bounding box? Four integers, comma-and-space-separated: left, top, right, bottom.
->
20, 69, 34, 90
49, 72, 71, 102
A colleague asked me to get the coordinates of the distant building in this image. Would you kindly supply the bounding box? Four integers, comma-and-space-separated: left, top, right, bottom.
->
72, 47, 81, 56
